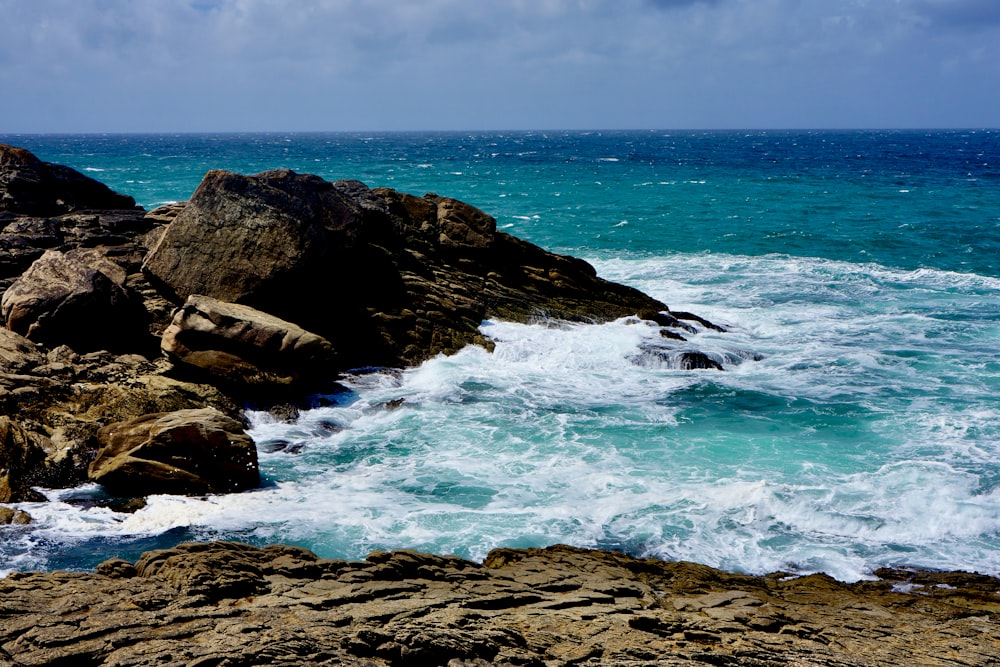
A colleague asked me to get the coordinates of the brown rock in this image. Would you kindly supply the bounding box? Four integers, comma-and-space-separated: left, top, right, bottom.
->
0, 328, 44, 374
1, 542, 997, 666
0, 505, 31, 524
88, 408, 259, 496
1, 247, 149, 352
0, 416, 52, 503
142, 169, 370, 305
161, 294, 338, 390
143, 170, 670, 370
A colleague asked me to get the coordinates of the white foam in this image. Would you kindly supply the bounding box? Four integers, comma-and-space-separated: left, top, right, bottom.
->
8, 251, 1000, 580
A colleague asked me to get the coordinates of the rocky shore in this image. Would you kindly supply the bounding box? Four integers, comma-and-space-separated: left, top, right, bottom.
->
1, 142, 707, 507
2, 144, 998, 666
3, 540, 999, 666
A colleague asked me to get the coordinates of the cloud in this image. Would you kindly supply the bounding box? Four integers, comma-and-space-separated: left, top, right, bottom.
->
0, 0, 996, 131
910, 0, 1000, 29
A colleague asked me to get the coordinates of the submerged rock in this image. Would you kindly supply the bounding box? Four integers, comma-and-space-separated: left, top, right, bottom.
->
88, 408, 259, 496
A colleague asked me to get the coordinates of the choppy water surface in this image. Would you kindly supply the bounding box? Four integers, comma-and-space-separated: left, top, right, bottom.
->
1, 130, 998, 581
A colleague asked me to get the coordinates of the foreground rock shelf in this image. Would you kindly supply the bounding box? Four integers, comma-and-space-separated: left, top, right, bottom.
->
2, 541, 998, 666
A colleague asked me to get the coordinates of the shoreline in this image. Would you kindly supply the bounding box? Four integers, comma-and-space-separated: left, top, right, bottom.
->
3, 539, 998, 666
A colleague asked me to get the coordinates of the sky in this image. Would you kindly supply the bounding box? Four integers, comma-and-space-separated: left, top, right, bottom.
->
2, 0, 999, 132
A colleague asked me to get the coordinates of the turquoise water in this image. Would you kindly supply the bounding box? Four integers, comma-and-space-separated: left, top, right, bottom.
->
1, 130, 998, 581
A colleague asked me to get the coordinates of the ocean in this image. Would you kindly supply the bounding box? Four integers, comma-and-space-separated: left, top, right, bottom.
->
1, 130, 998, 582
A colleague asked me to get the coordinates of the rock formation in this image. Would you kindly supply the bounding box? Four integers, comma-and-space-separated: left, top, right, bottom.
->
1, 541, 997, 666
88, 408, 259, 496
1, 143, 710, 505
1, 247, 149, 352
143, 168, 673, 369
161, 294, 339, 391
0, 143, 138, 216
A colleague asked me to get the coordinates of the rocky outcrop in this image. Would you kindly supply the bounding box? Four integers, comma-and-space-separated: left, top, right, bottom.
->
161, 294, 339, 391
0, 327, 45, 374
0, 143, 139, 217
1, 247, 149, 352
0, 346, 242, 502
143, 169, 674, 369
1, 541, 997, 666
0, 416, 52, 503
88, 408, 259, 496
0, 144, 720, 505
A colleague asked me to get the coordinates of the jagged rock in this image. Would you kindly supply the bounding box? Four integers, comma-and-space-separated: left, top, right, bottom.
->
0, 505, 31, 524
0, 209, 157, 300
144, 169, 669, 369
0, 328, 45, 374
161, 294, 339, 391
88, 408, 259, 496
1, 247, 150, 352
0, 143, 139, 216
0, 416, 53, 503
0, 542, 997, 666
629, 342, 723, 371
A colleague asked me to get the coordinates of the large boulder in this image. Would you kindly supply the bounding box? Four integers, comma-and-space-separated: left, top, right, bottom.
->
141, 169, 375, 305
143, 169, 669, 369
0, 143, 138, 216
161, 294, 339, 390
88, 408, 259, 496
1, 248, 149, 352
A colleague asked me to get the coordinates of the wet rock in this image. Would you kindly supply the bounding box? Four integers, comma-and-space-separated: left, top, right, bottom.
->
88, 407, 259, 496
0, 416, 53, 503
629, 342, 724, 371
0, 505, 31, 524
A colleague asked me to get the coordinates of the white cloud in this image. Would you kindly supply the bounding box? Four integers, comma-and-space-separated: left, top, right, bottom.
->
0, 0, 996, 131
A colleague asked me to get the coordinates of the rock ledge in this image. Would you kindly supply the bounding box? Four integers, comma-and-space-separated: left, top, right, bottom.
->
2, 541, 997, 666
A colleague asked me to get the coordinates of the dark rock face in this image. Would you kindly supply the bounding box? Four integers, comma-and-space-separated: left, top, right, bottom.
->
1, 541, 998, 666
0, 143, 138, 216
0, 416, 52, 503
144, 169, 669, 369
89, 408, 259, 496
1, 247, 149, 352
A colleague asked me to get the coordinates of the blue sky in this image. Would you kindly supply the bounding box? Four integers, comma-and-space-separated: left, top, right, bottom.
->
2, 0, 998, 132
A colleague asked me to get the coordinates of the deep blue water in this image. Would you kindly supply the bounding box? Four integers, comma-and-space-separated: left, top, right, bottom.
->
1, 130, 998, 581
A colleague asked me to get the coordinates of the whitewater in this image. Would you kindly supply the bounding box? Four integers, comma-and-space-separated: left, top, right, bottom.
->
1, 130, 997, 582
